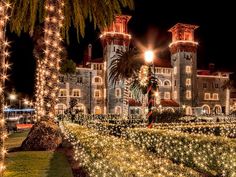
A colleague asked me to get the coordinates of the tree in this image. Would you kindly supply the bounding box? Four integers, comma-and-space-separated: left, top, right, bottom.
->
0, 1, 11, 173
109, 47, 143, 116
60, 59, 76, 78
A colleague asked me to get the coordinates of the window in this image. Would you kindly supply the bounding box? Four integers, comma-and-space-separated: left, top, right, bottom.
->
204, 93, 210, 100
212, 93, 219, 100
186, 90, 191, 99
115, 88, 121, 98
173, 91, 177, 99
93, 76, 102, 84
186, 66, 191, 74
94, 90, 101, 98
72, 89, 80, 97
157, 68, 162, 74
215, 83, 219, 88
203, 83, 207, 89
59, 89, 66, 97
164, 92, 170, 99
174, 67, 177, 75
163, 80, 171, 87
77, 76, 83, 83
115, 106, 121, 114
186, 78, 191, 86
94, 106, 102, 114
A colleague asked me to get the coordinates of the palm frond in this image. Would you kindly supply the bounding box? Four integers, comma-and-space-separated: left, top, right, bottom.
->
9, 0, 134, 43
109, 47, 143, 85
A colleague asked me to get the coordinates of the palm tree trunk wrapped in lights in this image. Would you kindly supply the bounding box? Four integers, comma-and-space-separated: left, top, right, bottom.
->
35, 59, 45, 120
0, 0, 10, 174
42, 0, 64, 120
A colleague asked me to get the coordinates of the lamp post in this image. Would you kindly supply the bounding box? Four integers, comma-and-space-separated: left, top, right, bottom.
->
144, 50, 154, 127
8, 93, 17, 107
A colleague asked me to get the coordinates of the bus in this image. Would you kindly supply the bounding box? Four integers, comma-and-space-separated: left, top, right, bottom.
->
4, 108, 35, 131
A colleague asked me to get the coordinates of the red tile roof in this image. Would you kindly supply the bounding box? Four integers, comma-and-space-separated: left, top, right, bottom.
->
128, 99, 142, 106
153, 58, 172, 68
160, 99, 179, 107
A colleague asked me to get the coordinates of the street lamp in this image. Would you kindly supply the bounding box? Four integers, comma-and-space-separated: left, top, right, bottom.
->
144, 50, 154, 127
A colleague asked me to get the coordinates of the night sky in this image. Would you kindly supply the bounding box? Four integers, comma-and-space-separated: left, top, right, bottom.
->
6, 0, 236, 98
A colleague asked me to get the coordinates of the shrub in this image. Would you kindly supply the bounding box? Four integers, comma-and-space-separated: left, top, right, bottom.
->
62, 123, 200, 177
152, 109, 185, 123
126, 128, 236, 176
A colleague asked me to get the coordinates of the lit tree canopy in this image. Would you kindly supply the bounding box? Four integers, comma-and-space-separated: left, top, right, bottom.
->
9, 0, 134, 43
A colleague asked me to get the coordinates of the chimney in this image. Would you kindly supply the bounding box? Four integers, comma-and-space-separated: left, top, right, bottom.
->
88, 44, 92, 60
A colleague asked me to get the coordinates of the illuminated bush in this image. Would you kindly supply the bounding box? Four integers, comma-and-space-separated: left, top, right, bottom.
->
62, 123, 200, 177
126, 128, 236, 176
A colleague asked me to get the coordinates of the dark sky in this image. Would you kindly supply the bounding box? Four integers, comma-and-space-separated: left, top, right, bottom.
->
6, 0, 236, 97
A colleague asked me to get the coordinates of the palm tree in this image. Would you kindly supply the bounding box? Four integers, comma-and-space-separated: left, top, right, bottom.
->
0, 0, 10, 173
109, 47, 143, 116
9, 0, 134, 120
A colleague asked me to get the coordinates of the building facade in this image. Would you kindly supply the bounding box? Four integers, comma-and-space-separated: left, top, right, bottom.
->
56, 16, 231, 116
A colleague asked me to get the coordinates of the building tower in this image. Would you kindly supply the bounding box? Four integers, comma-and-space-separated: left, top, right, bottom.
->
169, 23, 199, 113
100, 15, 131, 115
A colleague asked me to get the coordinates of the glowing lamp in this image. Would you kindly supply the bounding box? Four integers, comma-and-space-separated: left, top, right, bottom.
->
9, 94, 16, 100
144, 50, 154, 63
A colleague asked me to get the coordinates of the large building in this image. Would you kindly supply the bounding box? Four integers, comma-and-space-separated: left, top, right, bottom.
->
56, 15, 232, 116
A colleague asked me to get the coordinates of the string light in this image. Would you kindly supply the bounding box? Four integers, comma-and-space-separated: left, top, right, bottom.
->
60, 115, 236, 176
61, 122, 200, 177
0, 0, 11, 175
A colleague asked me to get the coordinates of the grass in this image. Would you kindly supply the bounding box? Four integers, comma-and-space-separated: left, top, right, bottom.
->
4, 151, 73, 177
5, 131, 30, 150
4, 130, 74, 177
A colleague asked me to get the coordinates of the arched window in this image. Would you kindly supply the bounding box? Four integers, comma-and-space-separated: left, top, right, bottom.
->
186, 106, 192, 115
74, 103, 86, 113
115, 106, 121, 114
93, 76, 102, 84
55, 103, 67, 115
115, 88, 121, 98
166, 108, 174, 112
94, 106, 102, 114
214, 105, 222, 114
163, 80, 171, 87
157, 79, 162, 86
202, 104, 210, 114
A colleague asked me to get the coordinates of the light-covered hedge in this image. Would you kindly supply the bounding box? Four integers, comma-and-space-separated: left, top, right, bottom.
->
126, 128, 236, 176
62, 123, 200, 177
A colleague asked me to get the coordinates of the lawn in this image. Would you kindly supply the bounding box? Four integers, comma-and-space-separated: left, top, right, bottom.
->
5, 131, 30, 150
4, 130, 74, 177
4, 151, 73, 177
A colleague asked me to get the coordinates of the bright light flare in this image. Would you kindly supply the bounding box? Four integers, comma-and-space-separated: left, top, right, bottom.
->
144, 50, 154, 63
